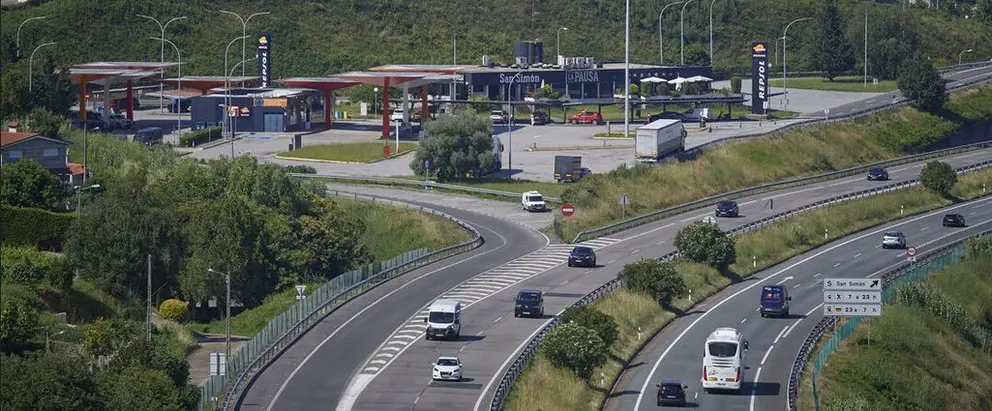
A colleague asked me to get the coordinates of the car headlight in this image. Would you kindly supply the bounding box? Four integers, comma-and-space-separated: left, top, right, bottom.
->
447, 325, 454, 330
433, 367, 439, 373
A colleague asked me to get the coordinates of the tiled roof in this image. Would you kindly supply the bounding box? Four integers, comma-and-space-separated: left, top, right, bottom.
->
0, 131, 40, 148
67, 163, 87, 175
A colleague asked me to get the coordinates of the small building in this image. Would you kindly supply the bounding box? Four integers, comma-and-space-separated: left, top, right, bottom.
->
189, 88, 322, 133
0, 131, 72, 176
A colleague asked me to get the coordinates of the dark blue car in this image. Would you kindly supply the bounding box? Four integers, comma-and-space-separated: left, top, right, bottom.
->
759, 285, 791, 317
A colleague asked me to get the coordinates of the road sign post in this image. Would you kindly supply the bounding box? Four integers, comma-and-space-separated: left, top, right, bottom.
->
618, 194, 629, 219
906, 246, 918, 263
823, 277, 882, 345
561, 203, 575, 241
423, 160, 431, 191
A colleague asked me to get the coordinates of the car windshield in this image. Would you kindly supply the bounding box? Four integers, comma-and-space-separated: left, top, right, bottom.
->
527, 195, 543, 202
571, 247, 592, 255
871, 168, 884, 172
491, 111, 503, 116
436, 358, 458, 367
884, 231, 902, 237
707, 342, 738, 358
718, 201, 735, 207
517, 292, 540, 302
428, 311, 455, 324
660, 384, 682, 394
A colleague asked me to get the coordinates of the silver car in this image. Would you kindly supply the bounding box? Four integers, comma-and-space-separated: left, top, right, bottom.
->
881, 231, 906, 249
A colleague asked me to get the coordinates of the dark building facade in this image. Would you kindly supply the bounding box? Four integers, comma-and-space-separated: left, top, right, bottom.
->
189, 88, 321, 133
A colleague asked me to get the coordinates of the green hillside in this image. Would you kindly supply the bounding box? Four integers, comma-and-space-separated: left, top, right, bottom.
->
1, 0, 990, 79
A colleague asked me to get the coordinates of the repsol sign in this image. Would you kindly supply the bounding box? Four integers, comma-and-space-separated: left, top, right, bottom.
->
750, 41, 769, 115
499, 73, 541, 84
567, 70, 600, 83
257, 33, 272, 88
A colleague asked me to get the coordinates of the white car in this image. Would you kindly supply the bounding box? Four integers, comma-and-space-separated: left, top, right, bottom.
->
431, 356, 463, 381
521, 191, 547, 212
881, 231, 906, 249
390, 109, 405, 122
490, 110, 508, 123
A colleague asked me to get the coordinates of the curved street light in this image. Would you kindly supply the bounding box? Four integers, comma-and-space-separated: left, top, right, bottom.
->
680, 0, 698, 66
137, 14, 187, 112
150, 37, 183, 139
556, 27, 568, 59
224, 35, 250, 158
219, 10, 271, 78
782, 17, 814, 111
958, 48, 973, 65
207, 268, 231, 359
17, 16, 47, 59
658, 1, 684, 65
28, 42, 56, 92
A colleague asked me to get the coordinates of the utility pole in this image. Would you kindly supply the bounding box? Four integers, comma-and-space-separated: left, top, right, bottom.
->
864, 8, 868, 87
147, 253, 152, 342
624, 0, 631, 138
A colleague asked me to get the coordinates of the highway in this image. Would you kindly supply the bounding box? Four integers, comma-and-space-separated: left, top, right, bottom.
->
325, 148, 992, 411
605, 195, 992, 411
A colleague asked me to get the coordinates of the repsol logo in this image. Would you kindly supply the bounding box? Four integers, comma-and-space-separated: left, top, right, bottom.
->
260, 51, 269, 87
757, 64, 766, 100
500, 73, 541, 84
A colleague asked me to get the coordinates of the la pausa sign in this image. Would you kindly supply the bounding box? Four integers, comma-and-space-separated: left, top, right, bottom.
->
566, 70, 599, 83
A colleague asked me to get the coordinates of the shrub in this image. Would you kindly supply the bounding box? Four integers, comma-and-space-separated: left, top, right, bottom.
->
0, 293, 41, 354
674, 221, 736, 268
560, 305, 619, 348
730, 76, 742, 94
158, 299, 188, 323
283, 165, 317, 174
0, 206, 75, 249
0, 246, 49, 285
179, 127, 221, 147
0, 158, 66, 210
965, 235, 992, 260
919, 161, 957, 196
541, 321, 607, 379
617, 259, 688, 308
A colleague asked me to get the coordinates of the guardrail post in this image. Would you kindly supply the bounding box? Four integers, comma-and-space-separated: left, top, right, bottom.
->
824, 228, 828, 240
637, 327, 642, 341
752, 255, 757, 268
984, 183, 987, 194
900, 205, 904, 216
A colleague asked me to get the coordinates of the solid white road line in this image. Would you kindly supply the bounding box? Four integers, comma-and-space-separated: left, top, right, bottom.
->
760, 346, 774, 365
773, 326, 789, 345
749, 366, 763, 411
631, 197, 991, 410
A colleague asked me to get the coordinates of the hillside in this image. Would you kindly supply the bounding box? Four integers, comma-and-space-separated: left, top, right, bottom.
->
1, 0, 990, 80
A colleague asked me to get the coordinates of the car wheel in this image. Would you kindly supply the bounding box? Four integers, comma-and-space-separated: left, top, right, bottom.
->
592, 258, 597, 267
426, 334, 432, 340
760, 312, 766, 318
570, 119, 577, 124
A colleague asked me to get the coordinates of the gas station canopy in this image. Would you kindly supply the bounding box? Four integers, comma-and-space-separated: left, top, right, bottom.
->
158, 76, 261, 95
369, 64, 475, 74
69, 62, 179, 121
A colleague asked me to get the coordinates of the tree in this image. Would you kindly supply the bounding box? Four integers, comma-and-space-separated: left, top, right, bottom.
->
897, 54, 947, 112
28, 56, 76, 116
1, 246, 54, 286
26, 107, 69, 138
979, 0, 992, 25
541, 321, 607, 378
99, 365, 186, 411
0, 158, 66, 210
674, 221, 736, 268
409, 112, 495, 180
105, 336, 199, 409
919, 161, 957, 196
682, 43, 710, 67
730, 76, 742, 94
84, 319, 138, 358
618, 259, 688, 308
865, 13, 920, 81
0, 353, 106, 411
560, 305, 619, 347
341, 84, 400, 114
288, 198, 371, 285
0, 294, 40, 354
812, 0, 855, 80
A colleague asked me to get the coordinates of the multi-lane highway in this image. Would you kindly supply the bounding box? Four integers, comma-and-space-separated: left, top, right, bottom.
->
320, 148, 991, 411
606, 195, 992, 411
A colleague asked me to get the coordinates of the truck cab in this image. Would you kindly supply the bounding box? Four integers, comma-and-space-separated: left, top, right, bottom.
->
424, 299, 462, 340
759, 285, 791, 317
521, 191, 547, 212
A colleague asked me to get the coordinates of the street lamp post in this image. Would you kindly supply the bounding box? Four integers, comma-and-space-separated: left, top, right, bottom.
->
137, 14, 187, 112
958, 49, 973, 65
207, 269, 231, 359
150, 37, 182, 139
625, 0, 631, 138
782, 17, 813, 111
75, 184, 101, 217
374, 87, 379, 115
556, 27, 568, 60
680, 0, 698, 66
506, 72, 524, 175
658, 2, 684, 65
16, 16, 47, 59
219, 10, 270, 79
28, 42, 56, 92
709, 0, 720, 66
774, 36, 785, 68
224, 35, 249, 158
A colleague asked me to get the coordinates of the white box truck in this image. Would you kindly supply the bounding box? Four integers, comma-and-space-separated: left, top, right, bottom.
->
635, 119, 687, 162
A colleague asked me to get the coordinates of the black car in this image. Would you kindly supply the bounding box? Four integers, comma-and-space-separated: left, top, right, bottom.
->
514, 290, 544, 318
715, 200, 739, 217
567, 246, 597, 268
656, 380, 688, 406
942, 213, 966, 227
867, 167, 889, 181
530, 111, 550, 125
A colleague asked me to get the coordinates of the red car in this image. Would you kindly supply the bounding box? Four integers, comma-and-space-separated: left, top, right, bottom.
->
569, 110, 603, 125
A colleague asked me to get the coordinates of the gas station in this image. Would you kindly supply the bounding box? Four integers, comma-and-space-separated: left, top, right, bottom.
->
69, 61, 178, 122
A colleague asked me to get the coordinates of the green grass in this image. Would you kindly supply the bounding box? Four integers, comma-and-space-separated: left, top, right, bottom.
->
558, 85, 992, 237
185, 282, 324, 337
769, 76, 899, 93
805, 257, 992, 411
542, 103, 797, 123
503, 169, 992, 411
277, 142, 418, 163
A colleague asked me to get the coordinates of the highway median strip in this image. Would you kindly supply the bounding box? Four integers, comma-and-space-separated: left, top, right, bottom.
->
501, 166, 992, 411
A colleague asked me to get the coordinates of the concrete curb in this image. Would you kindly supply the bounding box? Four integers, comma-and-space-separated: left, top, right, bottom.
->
274, 149, 415, 165
591, 135, 635, 140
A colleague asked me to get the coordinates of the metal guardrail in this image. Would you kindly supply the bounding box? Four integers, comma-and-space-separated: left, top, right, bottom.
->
290, 173, 563, 203
488, 160, 992, 411
202, 191, 485, 411
725, 61, 992, 79
570, 140, 992, 243
786, 228, 992, 411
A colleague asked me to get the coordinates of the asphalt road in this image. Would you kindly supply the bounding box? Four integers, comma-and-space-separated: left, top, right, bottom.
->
235, 198, 549, 411
606, 195, 992, 411
331, 149, 992, 411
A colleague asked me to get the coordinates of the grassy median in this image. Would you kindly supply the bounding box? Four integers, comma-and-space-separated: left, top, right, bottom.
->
502, 167, 992, 411
277, 142, 418, 163
798, 256, 992, 411
558, 85, 992, 236
769, 76, 899, 93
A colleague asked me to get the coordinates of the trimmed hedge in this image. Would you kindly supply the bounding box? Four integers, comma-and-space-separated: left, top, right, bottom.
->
0, 206, 75, 249
179, 127, 222, 147
158, 299, 189, 322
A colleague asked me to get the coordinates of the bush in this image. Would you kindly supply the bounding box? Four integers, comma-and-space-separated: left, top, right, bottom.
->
409, 112, 495, 180
920, 161, 957, 196
158, 299, 188, 322
560, 305, 619, 348
0, 294, 40, 354
730, 76, 742, 94
0, 206, 75, 249
617, 259, 688, 308
84, 319, 138, 358
0, 246, 50, 285
674, 221, 736, 268
541, 321, 607, 379
965, 235, 992, 260
0, 158, 66, 210
284, 165, 317, 174
178, 127, 221, 147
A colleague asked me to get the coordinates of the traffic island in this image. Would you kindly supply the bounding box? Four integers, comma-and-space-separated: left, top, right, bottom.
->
275, 142, 418, 164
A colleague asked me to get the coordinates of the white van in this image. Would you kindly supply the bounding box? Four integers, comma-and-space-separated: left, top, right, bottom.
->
424, 299, 462, 340
701, 327, 749, 392
521, 191, 547, 212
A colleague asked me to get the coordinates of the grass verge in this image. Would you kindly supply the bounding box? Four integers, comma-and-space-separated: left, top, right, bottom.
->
502, 168, 992, 411
277, 142, 418, 163
558, 85, 992, 236
768, 76, 899, 93
803, 256, 992, 411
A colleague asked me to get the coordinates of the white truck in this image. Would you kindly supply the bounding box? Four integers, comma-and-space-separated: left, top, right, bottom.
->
635, 119, 687, 162
521, 191, 547, 212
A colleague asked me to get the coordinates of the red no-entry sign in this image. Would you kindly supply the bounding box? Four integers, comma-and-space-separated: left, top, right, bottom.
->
561, 203, 575, 217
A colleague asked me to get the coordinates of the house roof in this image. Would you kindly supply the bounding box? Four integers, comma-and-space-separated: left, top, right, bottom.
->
67, 163, 87, 176
0, 132, 70, 148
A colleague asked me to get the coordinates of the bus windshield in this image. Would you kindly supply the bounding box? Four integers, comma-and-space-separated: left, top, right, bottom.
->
707, 342, 738, 358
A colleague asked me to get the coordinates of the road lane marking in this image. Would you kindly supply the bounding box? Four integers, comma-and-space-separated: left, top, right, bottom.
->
760, 346, 774, 365
853, 253, 862, 258
793, 283, 802, 289
749, 366, 763, 411
773, 326, 788, 344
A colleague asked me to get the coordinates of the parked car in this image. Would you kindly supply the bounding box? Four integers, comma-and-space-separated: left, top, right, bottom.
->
867, 167, 889, 181
530, 111, 550, 125
715, 200, 740, 217
648, 111, 684, 122
431, 356, 463, 382
390, 109, 406, 122
514, 290, 544, 318
942, 213, 966, 227
490, 110, 509, 123
656, 380, 688, 406
881, 230, 907, 249
568, 110, 602, 125
567, 246, 597, 268
102, 112, 132, 129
